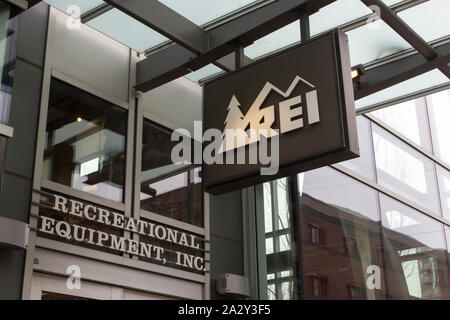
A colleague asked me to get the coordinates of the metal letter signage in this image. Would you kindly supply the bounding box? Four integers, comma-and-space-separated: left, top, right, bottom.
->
37, 192, 207, 274
203, 30, 359, 195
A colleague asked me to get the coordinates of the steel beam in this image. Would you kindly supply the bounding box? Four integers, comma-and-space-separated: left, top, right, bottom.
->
103, 0, 208, 54
215, 52, 253, 72
355, 42, 450, 100
361, 0, 450, 78
136, 0, 333, 92
361, 0, 436, 59
81, 3, 113, 23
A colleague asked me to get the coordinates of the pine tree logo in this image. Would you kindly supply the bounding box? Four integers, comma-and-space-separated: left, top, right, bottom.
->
219, 75, 320, 153
224, 95, 244, 133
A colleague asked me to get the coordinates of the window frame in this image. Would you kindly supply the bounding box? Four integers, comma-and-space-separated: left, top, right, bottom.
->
343, 235, 360, 257
41, 74, 130, 210
309, 275, 328, 298
347, 283, 365, 300
138, 111, 205, 234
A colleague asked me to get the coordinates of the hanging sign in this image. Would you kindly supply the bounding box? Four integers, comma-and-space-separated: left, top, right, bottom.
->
203, 30, 359, 195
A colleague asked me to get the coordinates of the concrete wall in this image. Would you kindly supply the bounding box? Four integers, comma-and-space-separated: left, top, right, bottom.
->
0, 3, 48, 300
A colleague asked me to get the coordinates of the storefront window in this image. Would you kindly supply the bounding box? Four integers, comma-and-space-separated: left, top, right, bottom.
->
42, 78, 127, 203
299, 167, 382, 300
370, 99, 433, 152
0, 2, 18, 189
258, 166, 450, 300
379, 195, 449, 299
372, 123, 441, 216
140, 120, 202, 227
339, 116, 376, 181
0, 1, 18, 125
261, 178, 296, 300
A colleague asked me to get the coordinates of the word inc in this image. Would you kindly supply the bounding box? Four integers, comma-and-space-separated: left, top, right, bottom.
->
38, 194, 206, 272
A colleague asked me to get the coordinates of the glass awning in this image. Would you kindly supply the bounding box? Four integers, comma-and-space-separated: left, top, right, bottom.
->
43, 0, 450, 110
159, 0, 262, 26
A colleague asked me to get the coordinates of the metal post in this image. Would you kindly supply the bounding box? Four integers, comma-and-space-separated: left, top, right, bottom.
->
235, 45, 245, 70
299, 9, 311, 41
291, 7, 311, 301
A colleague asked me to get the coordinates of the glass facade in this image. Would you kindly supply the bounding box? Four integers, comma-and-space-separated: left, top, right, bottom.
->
0, 1, 18, 125
258, 89, 450, 300
0, 2, 18, 190
140, 120, 203, 227
42, 78, 127, 202
41, 79, 203, 228
4, 0, 449, 302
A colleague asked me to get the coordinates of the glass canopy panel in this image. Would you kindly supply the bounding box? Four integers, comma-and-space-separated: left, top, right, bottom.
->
158, 0, 260, 26
347, 20, 411, 66
45, 0, 105, 15
87, 8, 169, 53
310, 0, 372, 36
382, 0, 404, 5
244, 21, 300, 60
355, 70, 450, 110
185, 64, 223, 82
398, 0, 450, 43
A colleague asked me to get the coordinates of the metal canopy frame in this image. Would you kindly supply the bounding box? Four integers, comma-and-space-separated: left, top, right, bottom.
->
29, 0, 450, 100
104, 0, 209, 55
359, 0, 450, 89
131, 0, 330, 92
355, 41, 450, 100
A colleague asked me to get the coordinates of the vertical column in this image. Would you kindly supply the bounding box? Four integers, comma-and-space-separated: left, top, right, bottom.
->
0, 2, 49, 300
288, 7, 312, 301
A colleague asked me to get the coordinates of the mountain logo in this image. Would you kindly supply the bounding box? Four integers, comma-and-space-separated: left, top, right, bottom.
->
219, 75, 320, 153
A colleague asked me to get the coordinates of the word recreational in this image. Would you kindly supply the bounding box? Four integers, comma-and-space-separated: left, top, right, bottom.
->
38, 194, 205, 272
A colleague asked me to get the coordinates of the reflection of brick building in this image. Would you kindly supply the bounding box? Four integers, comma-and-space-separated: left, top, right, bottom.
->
267, 193, 450, 300
141, 182, 203, 227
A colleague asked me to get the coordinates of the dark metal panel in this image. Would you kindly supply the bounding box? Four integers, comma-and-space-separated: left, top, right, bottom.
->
203, 30, 358, 195
136, 44, 198, 91
104, 0, 208, 54
136, 0, 336, 92
16, 0, 48, 68
216, 52, 253, 73
355, 42, 450, 100
0, 2, 48, 299
207, 0, 317, 48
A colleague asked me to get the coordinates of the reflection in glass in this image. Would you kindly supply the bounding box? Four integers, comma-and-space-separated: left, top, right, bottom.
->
261, 178, 295, 300
380, 195, 448, 299
427, 90, 450, 165
140, 120, 202, 227
0, 2, 18, 124
43, 78, 127, 202
339, 116, 376, 181
300, 167, 382, 300
258, 167, 450, 300
371, 99, 432, 152
436, 165, 450, 221
372, 123, 441, 215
